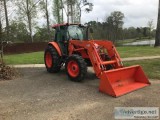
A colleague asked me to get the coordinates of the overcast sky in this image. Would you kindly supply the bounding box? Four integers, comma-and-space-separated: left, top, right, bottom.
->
5, 0, 158, 29
80, 0, 159, 28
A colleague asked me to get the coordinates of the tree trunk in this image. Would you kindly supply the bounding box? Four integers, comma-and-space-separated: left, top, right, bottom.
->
71, 4, 73, 23
26, 0, 33, 42
0, 0, 2, 44
0, 14, 3, 63
60, 0, 63, 23
62, 8, 63, 23
0, 18, 2, 42
155, 0, 160, 47
28, 15, 33, 42
56, 0, 60, 23
45, 0, 50, 40
67, 3, 69, 23
79, 8, 81, 23
3, 0, 9, 41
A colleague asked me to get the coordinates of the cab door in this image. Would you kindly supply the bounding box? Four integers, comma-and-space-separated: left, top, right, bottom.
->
54, 26, 68, 55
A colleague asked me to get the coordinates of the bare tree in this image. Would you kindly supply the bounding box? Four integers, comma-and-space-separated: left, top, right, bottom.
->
0, 0, 11, 41
0, 0, 4, 53
0, 1, 6, 63
44, 0, 50, 40
60, 0, 64, 22
148, 19, 154, 39
53, 0, 63, 23
62, 0, 93, 23
76, 0, 93, 23
39, 0, 51, 40
3, 0, 9, 41
155, 0, 160, 47
16, 0, 41, 42
0, 20, 2, 42
0, 0, 3, 42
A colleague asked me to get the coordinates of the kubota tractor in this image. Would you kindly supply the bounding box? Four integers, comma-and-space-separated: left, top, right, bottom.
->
44, 23, 150, 97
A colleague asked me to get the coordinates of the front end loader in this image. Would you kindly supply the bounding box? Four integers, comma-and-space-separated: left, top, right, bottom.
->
44, 23, 150, 97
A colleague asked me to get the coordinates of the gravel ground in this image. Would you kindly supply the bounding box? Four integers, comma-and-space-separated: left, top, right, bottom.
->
0, 67, 159, 120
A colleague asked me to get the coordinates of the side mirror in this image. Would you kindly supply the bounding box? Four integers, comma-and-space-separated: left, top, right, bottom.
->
89, 28, 93, 33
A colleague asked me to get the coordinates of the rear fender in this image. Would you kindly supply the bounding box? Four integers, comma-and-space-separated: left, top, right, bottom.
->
48, 42, 62, 56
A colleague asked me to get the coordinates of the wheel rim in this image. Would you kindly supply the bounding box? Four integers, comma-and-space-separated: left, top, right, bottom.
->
67, 60, 79, 77
45, 52, 52, 67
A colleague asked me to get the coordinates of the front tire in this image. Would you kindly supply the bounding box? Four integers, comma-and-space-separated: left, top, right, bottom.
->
44, 45, 61, 73
65, 55, 87, 82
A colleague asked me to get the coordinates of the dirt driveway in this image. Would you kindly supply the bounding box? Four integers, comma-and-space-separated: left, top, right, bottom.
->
0, 67, 160, 120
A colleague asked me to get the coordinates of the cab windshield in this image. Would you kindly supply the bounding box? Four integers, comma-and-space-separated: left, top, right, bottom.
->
67, 25, 87, 40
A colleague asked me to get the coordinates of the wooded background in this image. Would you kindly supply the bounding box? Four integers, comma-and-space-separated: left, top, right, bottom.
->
0, 0, 160, 46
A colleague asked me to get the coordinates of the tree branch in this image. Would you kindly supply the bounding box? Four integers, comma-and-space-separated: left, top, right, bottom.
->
29, 0, 41, 12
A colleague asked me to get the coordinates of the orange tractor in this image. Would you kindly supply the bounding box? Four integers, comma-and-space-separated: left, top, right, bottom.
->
44, 23, 150, 97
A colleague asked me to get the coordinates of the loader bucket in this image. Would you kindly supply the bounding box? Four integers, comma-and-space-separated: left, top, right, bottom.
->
99, 65, 150, 97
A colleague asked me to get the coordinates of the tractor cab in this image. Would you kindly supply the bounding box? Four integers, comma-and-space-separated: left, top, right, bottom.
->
52, 23, 88, 55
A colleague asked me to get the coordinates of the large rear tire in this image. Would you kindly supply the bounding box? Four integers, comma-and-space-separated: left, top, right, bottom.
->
44, 45, 61, 73
65, 55, 87, 82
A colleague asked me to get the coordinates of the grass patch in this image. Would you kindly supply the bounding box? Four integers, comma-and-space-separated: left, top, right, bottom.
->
3, 48, 160, 79
4, 52, 44, 65
117, 46, 160, 58
124, 59, 160, 79
3, 46, 160, 65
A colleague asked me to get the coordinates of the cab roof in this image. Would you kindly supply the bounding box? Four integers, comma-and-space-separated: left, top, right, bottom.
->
52, 23, 83, 29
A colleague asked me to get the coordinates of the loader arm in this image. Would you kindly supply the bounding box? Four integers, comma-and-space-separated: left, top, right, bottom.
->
69, 40, 150, 97
69, 40, 123, 78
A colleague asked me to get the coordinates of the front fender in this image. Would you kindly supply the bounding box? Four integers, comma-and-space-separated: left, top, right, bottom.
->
48, 42, 62, 56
